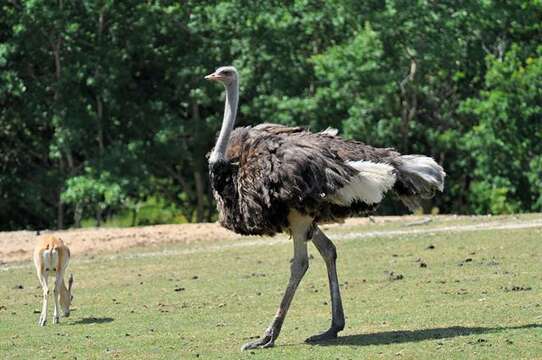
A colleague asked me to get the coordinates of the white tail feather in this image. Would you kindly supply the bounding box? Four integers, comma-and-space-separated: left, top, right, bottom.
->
328, 160, 396, 206
400, 155, 445, 193
397, 155, 446, 211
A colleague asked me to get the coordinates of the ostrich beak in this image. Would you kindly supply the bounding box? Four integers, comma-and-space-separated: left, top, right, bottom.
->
205, 72, 224, 81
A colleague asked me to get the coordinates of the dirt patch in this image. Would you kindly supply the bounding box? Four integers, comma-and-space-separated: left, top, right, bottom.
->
1, 214, 540, 265
0, 223, 240, 264
0, 216, 431, 265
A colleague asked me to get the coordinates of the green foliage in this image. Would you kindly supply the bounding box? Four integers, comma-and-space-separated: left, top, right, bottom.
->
469, 181, 520, 215
80, 196, 187, 227
61, 168, 124, 225
312, 22, 393, 139
528, 156, 542, 211
462, 46, 542, 214
1, 1, 541, 229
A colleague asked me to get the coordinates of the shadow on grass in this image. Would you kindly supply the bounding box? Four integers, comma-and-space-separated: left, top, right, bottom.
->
70, 317, 114, 325
310, 324, 542, 346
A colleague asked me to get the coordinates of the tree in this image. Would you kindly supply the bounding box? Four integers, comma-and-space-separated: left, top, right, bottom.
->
1, 0, 541, 230
462, 46, 542, 214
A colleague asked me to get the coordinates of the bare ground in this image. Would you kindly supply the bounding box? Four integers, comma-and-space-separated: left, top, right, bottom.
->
1, 214, 539, 265
0, 222, 237, 264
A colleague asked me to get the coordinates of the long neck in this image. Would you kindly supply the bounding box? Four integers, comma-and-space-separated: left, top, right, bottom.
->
209, 80, 239, 164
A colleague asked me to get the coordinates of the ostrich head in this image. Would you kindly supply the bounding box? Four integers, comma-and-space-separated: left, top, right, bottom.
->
205, 66, 238, 87
205, 66, 239, 164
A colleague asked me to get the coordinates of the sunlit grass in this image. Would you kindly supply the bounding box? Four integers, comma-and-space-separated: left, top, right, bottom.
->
1, 216, 541, 359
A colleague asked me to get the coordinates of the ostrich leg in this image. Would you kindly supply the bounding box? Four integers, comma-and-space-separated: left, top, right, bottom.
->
306, 227, 345, 342
241, 214, 311, 350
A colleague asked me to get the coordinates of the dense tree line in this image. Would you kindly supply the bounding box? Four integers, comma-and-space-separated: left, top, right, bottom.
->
0, 1, 541, 230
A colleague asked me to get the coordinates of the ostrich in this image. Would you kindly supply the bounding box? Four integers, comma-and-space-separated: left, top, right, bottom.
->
205, 66, 445, 350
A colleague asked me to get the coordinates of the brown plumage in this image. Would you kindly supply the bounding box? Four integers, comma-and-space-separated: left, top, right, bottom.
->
211, 122, 445, 236
211, 124, 402, 235
205, 66, 445, 350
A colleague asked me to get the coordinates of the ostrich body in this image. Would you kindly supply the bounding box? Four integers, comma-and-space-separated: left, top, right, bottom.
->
205, 66, 445, 350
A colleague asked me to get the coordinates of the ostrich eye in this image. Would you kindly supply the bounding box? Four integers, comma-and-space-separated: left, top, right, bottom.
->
222, 71, 232, 75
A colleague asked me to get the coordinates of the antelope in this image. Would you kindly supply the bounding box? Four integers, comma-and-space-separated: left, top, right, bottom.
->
33, 235, 74, 326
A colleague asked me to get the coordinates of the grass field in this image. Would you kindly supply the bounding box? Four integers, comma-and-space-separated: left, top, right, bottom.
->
1, 215, 541, 359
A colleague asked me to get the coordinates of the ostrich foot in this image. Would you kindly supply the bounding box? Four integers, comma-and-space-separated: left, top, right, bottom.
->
241, 330, 275, 350
38, 316, 47, 327
305, 327, 340, 343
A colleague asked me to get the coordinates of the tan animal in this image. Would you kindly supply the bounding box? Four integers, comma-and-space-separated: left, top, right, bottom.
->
33, 235, 74, 326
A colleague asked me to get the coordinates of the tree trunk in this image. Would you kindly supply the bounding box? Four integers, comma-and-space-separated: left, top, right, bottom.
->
131, 208, 138, 227
399, 56, 417, 152
162, 164, 198, 222
96, 207, 102, 227
95, 8, 105, 157
57, 158, 65, 229
50, 3, 66, 230
194, 170, 205, 223
96, 96, 104, 156
57, 193, 64, 230
206, 188, 214, 222
191, 100, 207, 223
74, 203, 82, 228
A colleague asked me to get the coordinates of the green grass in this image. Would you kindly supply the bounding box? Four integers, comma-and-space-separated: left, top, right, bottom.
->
1, 216, 541, 359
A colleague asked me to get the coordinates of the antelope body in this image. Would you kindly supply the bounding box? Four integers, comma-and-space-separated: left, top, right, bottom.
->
33, 235, 73, 326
